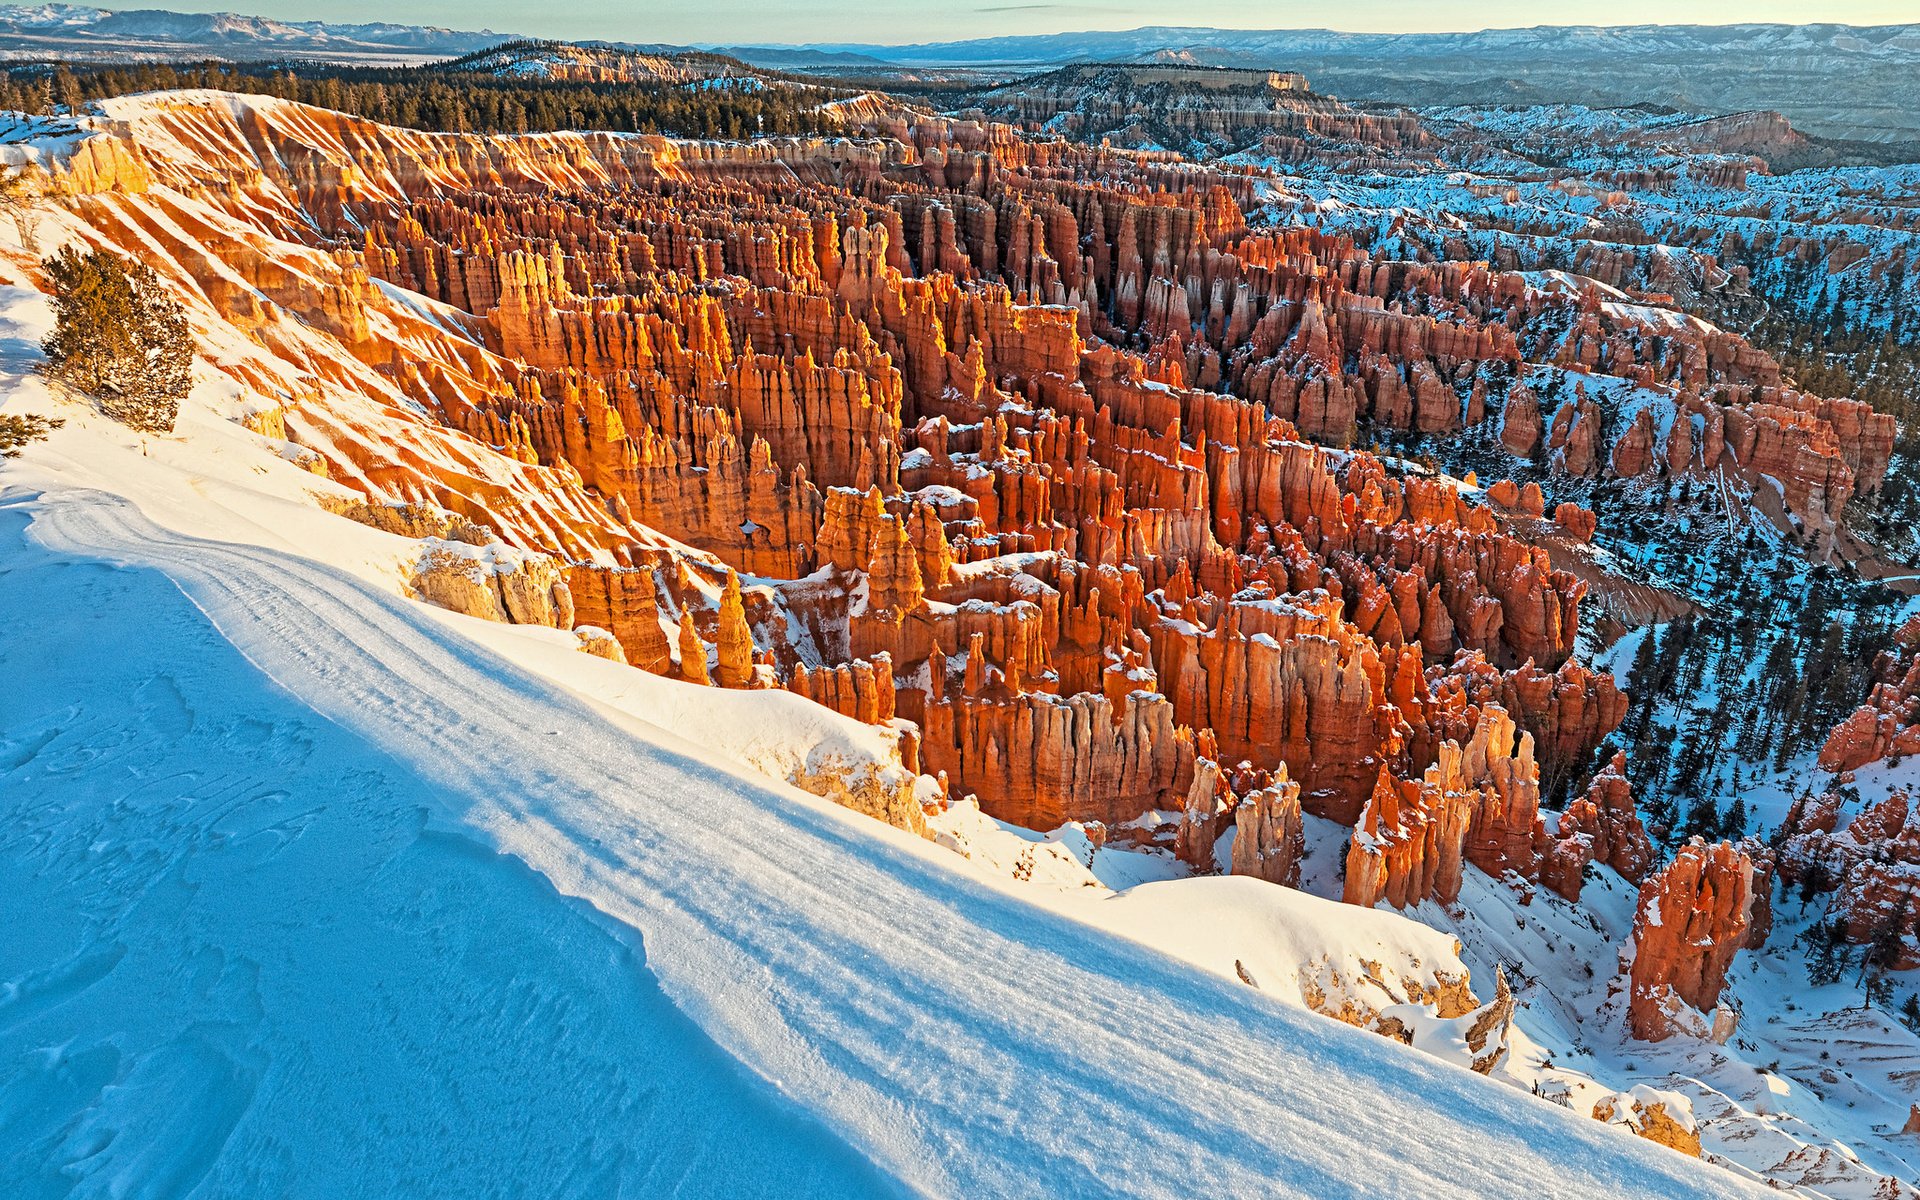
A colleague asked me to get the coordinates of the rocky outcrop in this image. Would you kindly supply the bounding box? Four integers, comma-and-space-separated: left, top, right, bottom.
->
1230, 764, 1305, 887
1552, 502, 1596, 543
1592, 1088, 1702, 1158
677, 611, 712, 685
566, 564, 674, 674
332, 497, 586, 634
324, 497, 496, 545
1547, 752, 1653, 900
1345, 762, 1469, 911
1627, 839, 1758, 1042
407, 538, 576, 629
789, 654, 898, 727
572, 625, 627, 662
1461, 969, 1518, 1075
917, 685, 1195, 829
968, 64, 1441, 162
1500, 382, 1542, 458
1778, 789, 1920, 969
1371, 965, 1514, 1076
1818, 626, 1920, 774
790, 757, 929, 837
715, 571, 757, 688
1343, 702, 1546, 910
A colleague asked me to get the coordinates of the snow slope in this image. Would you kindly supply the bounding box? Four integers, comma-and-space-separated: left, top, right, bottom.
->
0, 496, 899, 1200
0, 485, 1780, 1198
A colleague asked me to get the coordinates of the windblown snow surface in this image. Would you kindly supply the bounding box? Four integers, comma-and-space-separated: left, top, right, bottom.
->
0, 483, 1784, 1199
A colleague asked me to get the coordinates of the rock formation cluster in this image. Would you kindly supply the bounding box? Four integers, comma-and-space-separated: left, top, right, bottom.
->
1819, 615, 1920, 775
1779, 789, 1920, 970
34, 90, 1890, 997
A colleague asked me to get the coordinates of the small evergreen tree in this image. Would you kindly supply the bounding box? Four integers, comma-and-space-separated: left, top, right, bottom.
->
1863, 971, 1895, 1011
1680, 794, 1721, 840
0, 166, 35, 252
0, 412, 62, 456
1798, 858, 1833, 910
1721, 794, 1750, 839
1901, 992, 1920, 1035
39, 248, 191, 434
1806, 920, 1851, 987
1865, 897, 1911, 978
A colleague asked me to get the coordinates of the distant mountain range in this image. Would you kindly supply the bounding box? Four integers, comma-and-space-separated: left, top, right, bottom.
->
782, 22, 1920, 67
0, 9, 1913, 143
0, 3, 505, 63
736, 23, 1920, 144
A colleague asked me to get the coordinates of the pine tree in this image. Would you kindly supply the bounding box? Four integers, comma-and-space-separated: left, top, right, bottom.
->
1722, 794, 1750, 840
1806, 939, 1840, 986
1866, 896, 1911, 975
0, 412, 62, 456
1901, 992, 1920, 1035
1798, 857, 1832, 910
1807, 919, 1852, 986
1680, 793, 1721, 840
1864, 972, 1895, 1011
40, 248, 191, 434
0, 165, 35, 252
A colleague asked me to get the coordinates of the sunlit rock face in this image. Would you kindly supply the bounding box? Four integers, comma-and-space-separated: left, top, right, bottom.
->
35, 88, 1887, 892
1625, 839, 1761, 1043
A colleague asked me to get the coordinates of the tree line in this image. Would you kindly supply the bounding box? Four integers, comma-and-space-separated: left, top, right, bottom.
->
0, 56, 843, 139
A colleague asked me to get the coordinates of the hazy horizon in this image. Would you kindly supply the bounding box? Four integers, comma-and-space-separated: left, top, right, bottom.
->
74, 1, 1920, 47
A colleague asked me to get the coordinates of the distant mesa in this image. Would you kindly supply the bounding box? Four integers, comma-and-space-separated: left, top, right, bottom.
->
1087, 64, 1309, 92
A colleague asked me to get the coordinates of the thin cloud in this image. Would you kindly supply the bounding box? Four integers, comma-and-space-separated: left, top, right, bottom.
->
972, 3, 1139, 11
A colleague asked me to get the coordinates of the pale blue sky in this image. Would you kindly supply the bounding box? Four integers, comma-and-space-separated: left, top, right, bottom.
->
177, 0, 1915, 45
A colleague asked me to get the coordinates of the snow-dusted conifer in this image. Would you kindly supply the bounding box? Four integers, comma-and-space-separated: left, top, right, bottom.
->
40, 248, 191, 434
